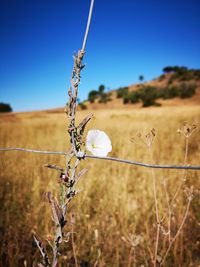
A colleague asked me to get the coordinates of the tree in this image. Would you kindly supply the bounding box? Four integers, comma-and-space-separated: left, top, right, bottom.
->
88, 90, 98, 103
178, 83, 196, 98
162, 66, 174, 73
117, 87, 128, 98
130, 91, 140, 103
78, 102, 87, 110
0, 103, 13, 113
98, 84, 105, 95
139, 75, 144, 82
139, 86, 158, 107
163, 66, 188, 74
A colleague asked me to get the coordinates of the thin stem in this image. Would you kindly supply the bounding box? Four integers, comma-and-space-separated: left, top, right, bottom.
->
1, 148, 200, 170
163, 180, 171, 244
133, 247, 136, 267
161, 198, 191, 265
160, 135, 190, 225
148, 148, 160, 267
127, 247, 133, 267
71, 220, 78, 267
52, 247, 58, 267
154, 227, 160, 267
82, 0, 95, 51
184, 137, 189, 165
170, 137, 189, 202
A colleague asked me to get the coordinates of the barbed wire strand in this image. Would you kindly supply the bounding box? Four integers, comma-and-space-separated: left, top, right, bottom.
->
0, 148, 200, 170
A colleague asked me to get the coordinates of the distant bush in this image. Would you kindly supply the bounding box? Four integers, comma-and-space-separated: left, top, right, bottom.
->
123, 86, 158, 106
129, 91, 141, 103
117, 87, 129, 98
166, 67, 200, 85
139, 86, 158, 107
122, 91, 140, 104
159, 86, 179, 99
0, 103, 13, 113
163, 66, 175, 73
98, 84, 105, 95
123, 95, 130, 104
163, 66, 200, 81
88, 90, 99, 103
193, 70, 200, 80
98, 93, 111, 103
163, 66, 188, 74
178, 83, 196, 98
88, 84, 111, 104
158, 74, 166, 81
159, 83, 196, 99
78, 102, 87, 110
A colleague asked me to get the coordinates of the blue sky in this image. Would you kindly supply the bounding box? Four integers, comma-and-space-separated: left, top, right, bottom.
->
0, 0, 200, 112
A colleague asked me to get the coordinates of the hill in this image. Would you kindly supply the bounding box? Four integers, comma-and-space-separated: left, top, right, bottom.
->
81, 66, 200, 110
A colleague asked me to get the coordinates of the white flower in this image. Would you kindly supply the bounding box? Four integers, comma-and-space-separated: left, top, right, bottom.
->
86, 129, 112, 157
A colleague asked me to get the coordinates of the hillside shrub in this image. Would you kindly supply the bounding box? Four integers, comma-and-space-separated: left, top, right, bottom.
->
88, 90, 99, 103
123, 94, 130, 104
78, 102, 87, 110
178, 83, 196, 98
159, 86, 179, 99
98, 93, 111, 103
129, 91, 141, 103
0, 103, 12, 113
88, 84, 111, 104
117, 87, 128, 98
158, 74, 165, 81
98, 84, 105, 95
139, 86, 158, 107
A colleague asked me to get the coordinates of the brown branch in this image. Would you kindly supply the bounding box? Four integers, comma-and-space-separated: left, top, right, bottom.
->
160, 197, 192, 265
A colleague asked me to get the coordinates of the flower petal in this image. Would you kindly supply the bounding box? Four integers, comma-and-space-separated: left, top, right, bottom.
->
86, 129, 112, 157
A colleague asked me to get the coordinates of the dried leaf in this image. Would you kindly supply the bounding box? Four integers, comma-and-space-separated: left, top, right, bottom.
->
77, 114, 93, 136
33, 235, 50, 267
46, 192, 66, 229
44, 164, 64, 173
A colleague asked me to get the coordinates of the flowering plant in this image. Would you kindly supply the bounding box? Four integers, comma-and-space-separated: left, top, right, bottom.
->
86, 129, 112, 157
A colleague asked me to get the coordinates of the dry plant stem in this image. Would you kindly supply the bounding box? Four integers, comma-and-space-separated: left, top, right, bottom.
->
160, 198, 191, 266
52, 243, 58, 267
127, 247, 133, 267
163, 180, 171, 244
161, 136, 191, 266
52, 1, 95, 265
184, 137, 189, 165
145, 222, 154, 262
1, 148, 200, 170
71, 219, 78, 267
178, 136, 189, 264
148, 147, 160, 267
133, 247, 136, 267
31, 0, 95, 265
170, 136, 189, 206
158, 135, 190, 226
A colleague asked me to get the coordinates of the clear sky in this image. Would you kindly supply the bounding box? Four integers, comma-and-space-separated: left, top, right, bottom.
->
0, 0, 200, 112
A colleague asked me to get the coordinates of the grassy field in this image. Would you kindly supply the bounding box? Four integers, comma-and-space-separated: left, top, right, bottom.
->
0, 105, 200, 266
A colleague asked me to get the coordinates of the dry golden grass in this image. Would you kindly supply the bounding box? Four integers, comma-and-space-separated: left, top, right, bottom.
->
0, 105, 200, 266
